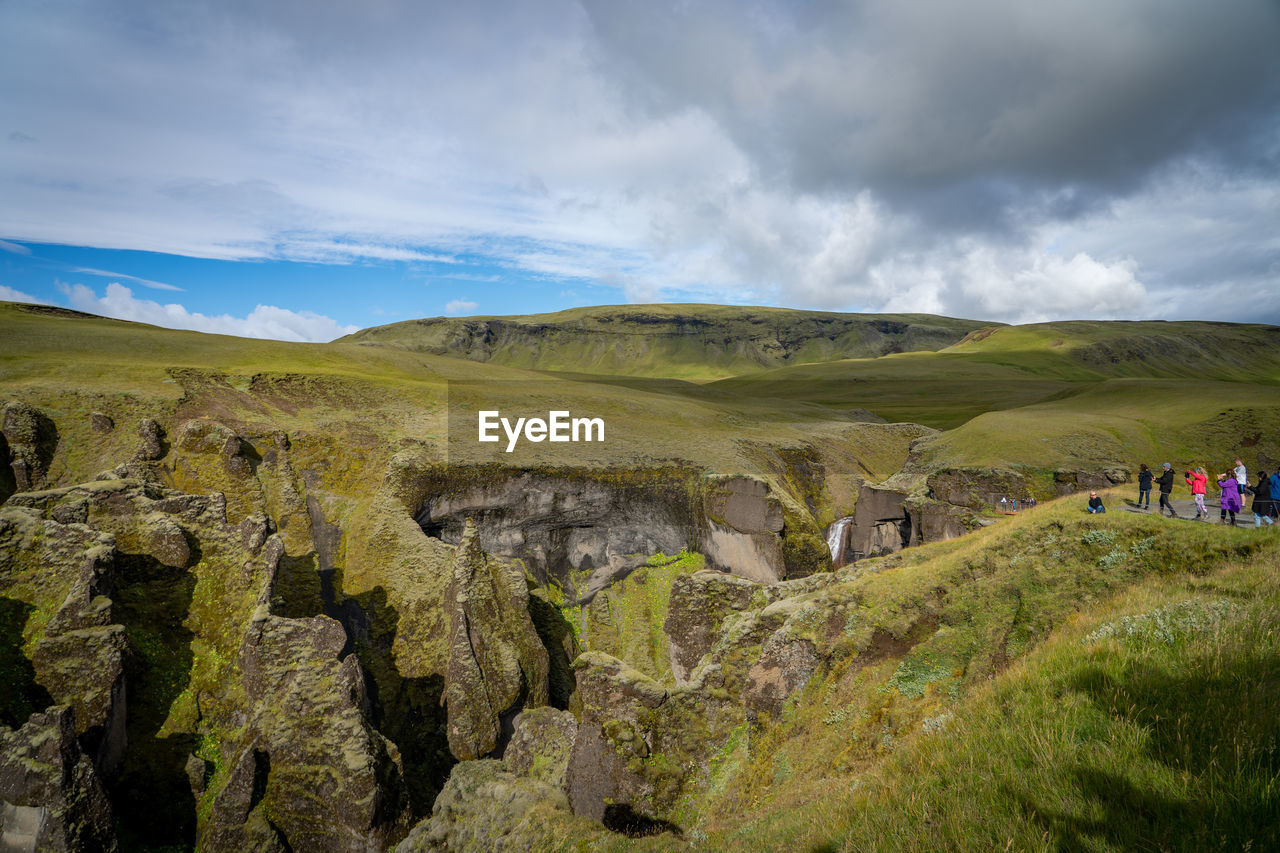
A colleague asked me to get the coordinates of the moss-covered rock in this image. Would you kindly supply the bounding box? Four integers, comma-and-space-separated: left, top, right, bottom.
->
443, 520, 550, 761
0, 706, 117, 852
395, 759, 608, 852
504, 707, 578, 791
3, 400, 58, 492
664, 570, 760, 683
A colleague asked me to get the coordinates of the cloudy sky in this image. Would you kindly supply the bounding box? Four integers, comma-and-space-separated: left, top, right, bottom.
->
2, 0, 1278, 341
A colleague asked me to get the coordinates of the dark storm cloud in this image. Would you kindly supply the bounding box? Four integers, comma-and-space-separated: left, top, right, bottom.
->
1, 0, 1277, 326
584, 0, 1280, 222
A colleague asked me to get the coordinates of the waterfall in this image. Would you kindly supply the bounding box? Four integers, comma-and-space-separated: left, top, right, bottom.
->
825, 516, 854, 567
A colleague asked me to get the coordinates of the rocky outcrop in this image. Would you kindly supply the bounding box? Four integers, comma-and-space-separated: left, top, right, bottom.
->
134, 418, 165, 462
664, 570, 760, 683
565, 652, 668, 823
416, 470, 695, 598
90, 412, 114, 434
927, 467, 1030, 509
1054, 468, 1129, 495
413, 468, 801, 593
845, 483, 913, 561
443, 520, 550, 761
3, 400, 58, 492
210, 608, 411, 852
175, 419, 253, 478
0, 706, 117, 852
394, 760, 605, 853
503, 707, 578, 791
701, 476, 787, 583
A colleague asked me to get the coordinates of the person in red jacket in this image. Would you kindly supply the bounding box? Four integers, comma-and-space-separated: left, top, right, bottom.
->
1185, 466, 1208, 520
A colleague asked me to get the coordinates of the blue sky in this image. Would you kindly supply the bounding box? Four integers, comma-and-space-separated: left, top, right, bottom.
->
2, 1, 1278, 341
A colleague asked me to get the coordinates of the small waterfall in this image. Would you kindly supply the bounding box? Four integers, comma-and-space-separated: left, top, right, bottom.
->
825, 516, 854, 567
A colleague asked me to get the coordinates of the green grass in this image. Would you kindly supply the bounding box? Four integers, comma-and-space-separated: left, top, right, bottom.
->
339, 303, 993, 380
689, 498, 1280, 851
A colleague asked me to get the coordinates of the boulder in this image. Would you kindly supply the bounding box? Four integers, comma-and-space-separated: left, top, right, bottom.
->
0, 706, 117, 852
31, 627, 129, 777
2, 400, 58, 492
134, 418, 166, 462
201, 746, 289, 853
565, 652, 667, 822
90, 413, 114, 434
663, 570, 760, 683
442, 520, 550, 761
140, 512, 190, 568
210, 612, 411, 852
744, 630, 820, 717
395, 760, 603, 853
503, 707, 578, 791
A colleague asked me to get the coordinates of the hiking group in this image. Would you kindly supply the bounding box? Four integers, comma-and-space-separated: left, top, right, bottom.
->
1133, 458, 1278, 527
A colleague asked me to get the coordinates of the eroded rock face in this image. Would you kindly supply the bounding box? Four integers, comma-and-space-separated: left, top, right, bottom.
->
175, 419, 253, 478
702, 476, 788, 583
418, 472, 694, 599
3, 400, 58, 492
927, 468, 1030, 509
214, 610, 412, 852
395, 760, 601, 853
0, 706, 117, 853
664, 570, 760, 683
443, 521, 550, 761
847, 483, 913, 561
503, 707, 578, 791
565, 652, 668, 822
1054, 468, 1129, 495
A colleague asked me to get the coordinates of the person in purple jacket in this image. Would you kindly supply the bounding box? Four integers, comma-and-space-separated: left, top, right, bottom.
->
1217, 472, 1242, 526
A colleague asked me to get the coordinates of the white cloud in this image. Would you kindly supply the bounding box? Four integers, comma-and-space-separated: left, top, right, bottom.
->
0, 284, 43, 304
0, 1, 1275, 325
0, 240, 31, 255
62, 282, 357, 342
444, 299, 478, 316
72, 266, 183, 291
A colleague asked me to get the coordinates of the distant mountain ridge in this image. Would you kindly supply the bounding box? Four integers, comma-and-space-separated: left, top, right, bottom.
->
337, 304, 997, 379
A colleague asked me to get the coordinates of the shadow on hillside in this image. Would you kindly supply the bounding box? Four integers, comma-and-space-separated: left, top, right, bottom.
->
1013, 650, 1280, 851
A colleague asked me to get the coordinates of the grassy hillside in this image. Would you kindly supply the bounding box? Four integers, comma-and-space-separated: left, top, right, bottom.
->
688, 498, 1280, 851
338, 304, 994, 380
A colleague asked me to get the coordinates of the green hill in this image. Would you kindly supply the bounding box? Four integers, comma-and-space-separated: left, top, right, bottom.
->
3, 300, 1279, 851
337, 304, 995, 380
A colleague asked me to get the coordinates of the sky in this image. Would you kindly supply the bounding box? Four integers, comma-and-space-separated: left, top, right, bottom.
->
2, 0, 1278, 342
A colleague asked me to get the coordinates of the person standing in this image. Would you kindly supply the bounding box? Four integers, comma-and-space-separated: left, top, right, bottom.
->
1185, 467, 1208, 520
1217, 472, 1242, 526
1157, 463, 1178, 518
1234, 459, 1248, 501
1252, 472, 1275, 528
1137, 464, 1153, 510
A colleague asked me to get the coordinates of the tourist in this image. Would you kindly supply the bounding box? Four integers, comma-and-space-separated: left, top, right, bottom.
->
1157, 463, 1178, 518
1185, 466, 1208, 520
1217, 472, 1242, 526
1087, 491, 1106, 514
1252, 472, 1275, 528
1234, 458, 1248, 500
1137, 463, 1152, 509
